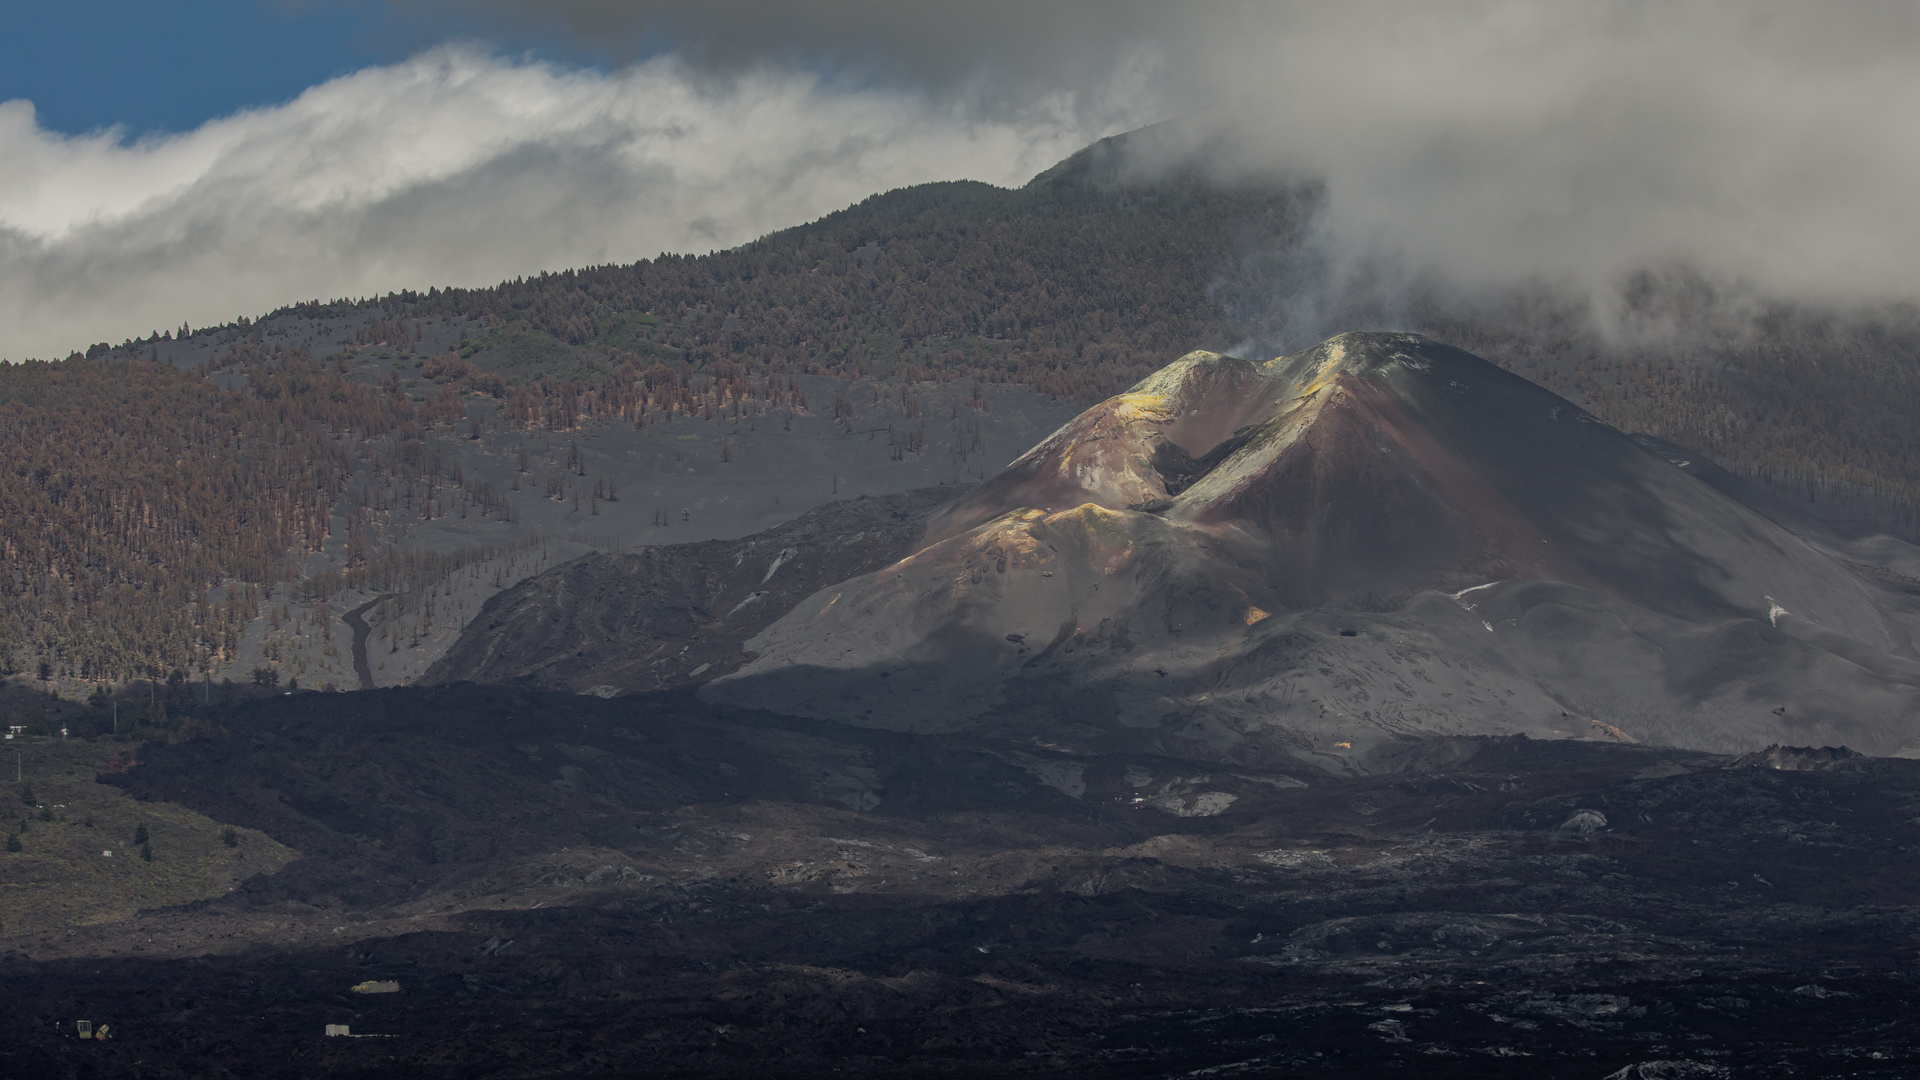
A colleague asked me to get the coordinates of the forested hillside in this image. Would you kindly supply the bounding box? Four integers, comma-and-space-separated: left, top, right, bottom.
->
0, 350, 463, 688
9, 151, 1920, 699
300, 177, 1311, 399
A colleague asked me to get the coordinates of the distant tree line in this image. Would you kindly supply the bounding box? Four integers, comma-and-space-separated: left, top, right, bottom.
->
0, 347, 466, 686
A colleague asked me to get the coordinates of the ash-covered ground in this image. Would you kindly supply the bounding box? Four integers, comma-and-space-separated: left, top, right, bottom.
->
3, 686, 1918, 1077
227, 369, 1079, 693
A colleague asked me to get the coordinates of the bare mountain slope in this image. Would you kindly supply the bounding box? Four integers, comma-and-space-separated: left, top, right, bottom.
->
425, 485, 965, 693
706, 333, 1920, 766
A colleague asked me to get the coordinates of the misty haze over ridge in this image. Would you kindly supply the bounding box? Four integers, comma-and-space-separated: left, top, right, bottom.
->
3, 3, 1918, 365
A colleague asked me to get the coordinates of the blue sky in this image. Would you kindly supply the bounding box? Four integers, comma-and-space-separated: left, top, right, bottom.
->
0, 1, 534, 135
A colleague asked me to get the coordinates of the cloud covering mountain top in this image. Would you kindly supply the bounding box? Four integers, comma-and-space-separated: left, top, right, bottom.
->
0, 46, 1103, 360
3, 2, 1918, 359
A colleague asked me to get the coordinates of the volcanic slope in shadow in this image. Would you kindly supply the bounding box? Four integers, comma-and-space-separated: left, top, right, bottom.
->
426, 485, 966, 694
707, 332, 1920, 765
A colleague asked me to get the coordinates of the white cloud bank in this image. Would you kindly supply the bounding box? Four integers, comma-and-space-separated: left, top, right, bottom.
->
0, 46, 1113, 360
1196, 4, 1920, 315
411, 1, 1920, 312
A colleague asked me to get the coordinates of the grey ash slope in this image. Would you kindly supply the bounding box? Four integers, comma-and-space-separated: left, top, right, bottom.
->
706, 333, 1920, 766
426, 486, 964, 693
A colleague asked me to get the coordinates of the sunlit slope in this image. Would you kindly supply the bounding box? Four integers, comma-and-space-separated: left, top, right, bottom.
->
707, 333, 1920, 765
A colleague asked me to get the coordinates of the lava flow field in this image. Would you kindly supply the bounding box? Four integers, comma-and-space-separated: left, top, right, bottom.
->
3, 686, 1918, 1078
